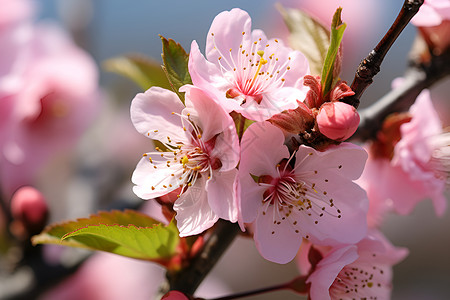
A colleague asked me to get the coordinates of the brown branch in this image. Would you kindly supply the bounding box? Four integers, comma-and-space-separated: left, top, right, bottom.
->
352, 51, 450, 141
342, 0, 424, 108
167, 220, 241, 295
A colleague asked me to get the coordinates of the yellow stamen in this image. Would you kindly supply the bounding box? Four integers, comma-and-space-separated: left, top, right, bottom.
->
182, 155, 189, 167
251, 51, 268, 85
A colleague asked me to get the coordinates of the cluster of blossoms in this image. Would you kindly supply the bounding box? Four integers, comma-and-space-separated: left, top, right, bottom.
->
128, 6, 450, 299
0, 0, 100, 197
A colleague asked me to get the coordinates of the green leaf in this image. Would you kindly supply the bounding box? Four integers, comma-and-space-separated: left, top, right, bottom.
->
276, 4, 330, 75
32, 210, 180, 262
160, 35, 192, 103
103, 54, 171, 91
321, 7, 346, 97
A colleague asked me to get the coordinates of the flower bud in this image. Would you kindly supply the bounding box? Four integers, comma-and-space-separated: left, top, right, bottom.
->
10, 186, 49, 237
316, 102, 360, 141
161, 291, 190, 300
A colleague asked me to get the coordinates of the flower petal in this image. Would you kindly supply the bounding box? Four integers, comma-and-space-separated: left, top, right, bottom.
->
182, 85, 237, 143
297, 175, 368, 246
307, 245, 358, 300
206, 169, 239, 223
205, 8, 252, 65
132, 153, 181, 199
240, 121, 289, 177
254, 206, 303, 264
174, 175, 219, 237
295, 143, 368, 180
238, 172, 266, 224
130, 86, 188, 145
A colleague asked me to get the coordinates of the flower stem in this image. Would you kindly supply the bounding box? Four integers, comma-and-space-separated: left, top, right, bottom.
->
167, 220, 241, 295
342, 0, 424, 108
206, 282, 289, 300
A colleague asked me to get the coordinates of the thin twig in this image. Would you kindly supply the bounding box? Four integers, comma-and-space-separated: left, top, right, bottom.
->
167, 220, 241, 294
342, 0, 424, 108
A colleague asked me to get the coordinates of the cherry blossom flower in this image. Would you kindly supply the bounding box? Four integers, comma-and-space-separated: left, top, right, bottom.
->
239, 121, 368, 263
189, 8, 310, 122
412, 0, 450, 53
412, 0, 450, 27
131, 85, 239, 237
359, 89, 447, 222
306, 230, 408, 300
0, 21, 100, 195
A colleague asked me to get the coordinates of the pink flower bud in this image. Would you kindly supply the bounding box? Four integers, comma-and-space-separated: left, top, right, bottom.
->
10, 186, 49, 236
161, 291, 190, 300
316, 102, 360, 141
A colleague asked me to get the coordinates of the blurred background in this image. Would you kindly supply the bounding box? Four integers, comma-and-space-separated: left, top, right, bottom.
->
1, 0, 449, 299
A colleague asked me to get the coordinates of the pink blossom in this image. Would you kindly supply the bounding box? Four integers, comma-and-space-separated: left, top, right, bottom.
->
10, 186, 48, 237
0, 22, 100, 195
131, 85, 239, 237
390, 89, 446, 215
0, 0, 33, 28
412, 0, 450, 53
412, 0, 450, 27
360, 89, 447, 221
356, 155, 394, 228
316, 101, 360, 141
239, 121, 368, 263
189, 8, 310, 121
306, 230, 408, 300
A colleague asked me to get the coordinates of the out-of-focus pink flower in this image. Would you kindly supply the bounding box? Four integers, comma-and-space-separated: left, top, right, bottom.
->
390, 89, 446, 215
412, 0, 450, 53
412, 0, 450, 27
359, 89, 447, 224
0, 19, 100, 195
189, 8, 310, 121
316, 101, 360, 141
239, 121, 368, 264
306, 230, 408, 300
0, 0, 33, 28
131, 85, 239, 237
10, 186, 48, 237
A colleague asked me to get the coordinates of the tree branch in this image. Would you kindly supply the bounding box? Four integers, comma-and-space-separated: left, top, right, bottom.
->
342, 0, 424, 108
352, 51, 450, 141
167, 220, 241, 295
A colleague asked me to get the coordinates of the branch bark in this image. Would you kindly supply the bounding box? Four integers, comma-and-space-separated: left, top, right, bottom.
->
342, 0, 424, 108
167, 220, 241, 295
352, 51, 450, 141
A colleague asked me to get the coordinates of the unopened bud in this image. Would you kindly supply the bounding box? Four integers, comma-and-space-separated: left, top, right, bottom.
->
162, 290, 190, 300
316, 102, 360, 141
10, 186, 49, 237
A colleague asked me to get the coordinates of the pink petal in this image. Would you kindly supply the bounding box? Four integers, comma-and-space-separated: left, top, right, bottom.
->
297, 174, 368, 246
174, 175, 219, 237
295, 142, 368, 180
132, 154, 181, 199
238, 87, 306, 122
205, 8, 252, 65
206, 169, 239, 222
130, 87, 188, 145
254, 205, 304, 264
240, 121, 289, 178
306, 245, 358, 300
238, 172, 267, 224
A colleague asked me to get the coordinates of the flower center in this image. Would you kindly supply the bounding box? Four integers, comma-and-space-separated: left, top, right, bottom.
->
258, 155, 342, 238
143, 112, 222, 196
210, 32, 292, 105
330, 263, 385, 299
